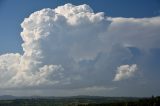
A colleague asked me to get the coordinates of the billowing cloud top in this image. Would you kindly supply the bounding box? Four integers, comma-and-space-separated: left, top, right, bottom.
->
0, 3, 160, 96
113, 64, 138, 81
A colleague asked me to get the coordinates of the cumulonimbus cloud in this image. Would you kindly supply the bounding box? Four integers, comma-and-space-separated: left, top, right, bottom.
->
0, 3, 160, 90
0, 3, 111, 89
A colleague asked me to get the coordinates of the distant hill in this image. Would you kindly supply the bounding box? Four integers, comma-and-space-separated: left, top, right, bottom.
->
0, 95, 159, 106
0, 95, 17, 100
0, 95, 141, 104
0, 95, 147, 101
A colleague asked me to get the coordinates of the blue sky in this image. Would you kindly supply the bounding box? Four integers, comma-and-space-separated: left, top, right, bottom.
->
0, 0, 160, 97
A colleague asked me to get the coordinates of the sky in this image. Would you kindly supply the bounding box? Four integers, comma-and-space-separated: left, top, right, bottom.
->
0, 0, 160, 97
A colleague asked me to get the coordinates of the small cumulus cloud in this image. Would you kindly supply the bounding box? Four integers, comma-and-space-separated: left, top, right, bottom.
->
113, 64, 138, 81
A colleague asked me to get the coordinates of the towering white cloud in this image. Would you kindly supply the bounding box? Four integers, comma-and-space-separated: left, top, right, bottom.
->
113, 64, 138, 81
0, 3, 160, 94
0, 3, 111, 89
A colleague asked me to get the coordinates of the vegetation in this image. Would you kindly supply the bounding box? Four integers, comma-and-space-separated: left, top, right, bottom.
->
0, 96, 159, 106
